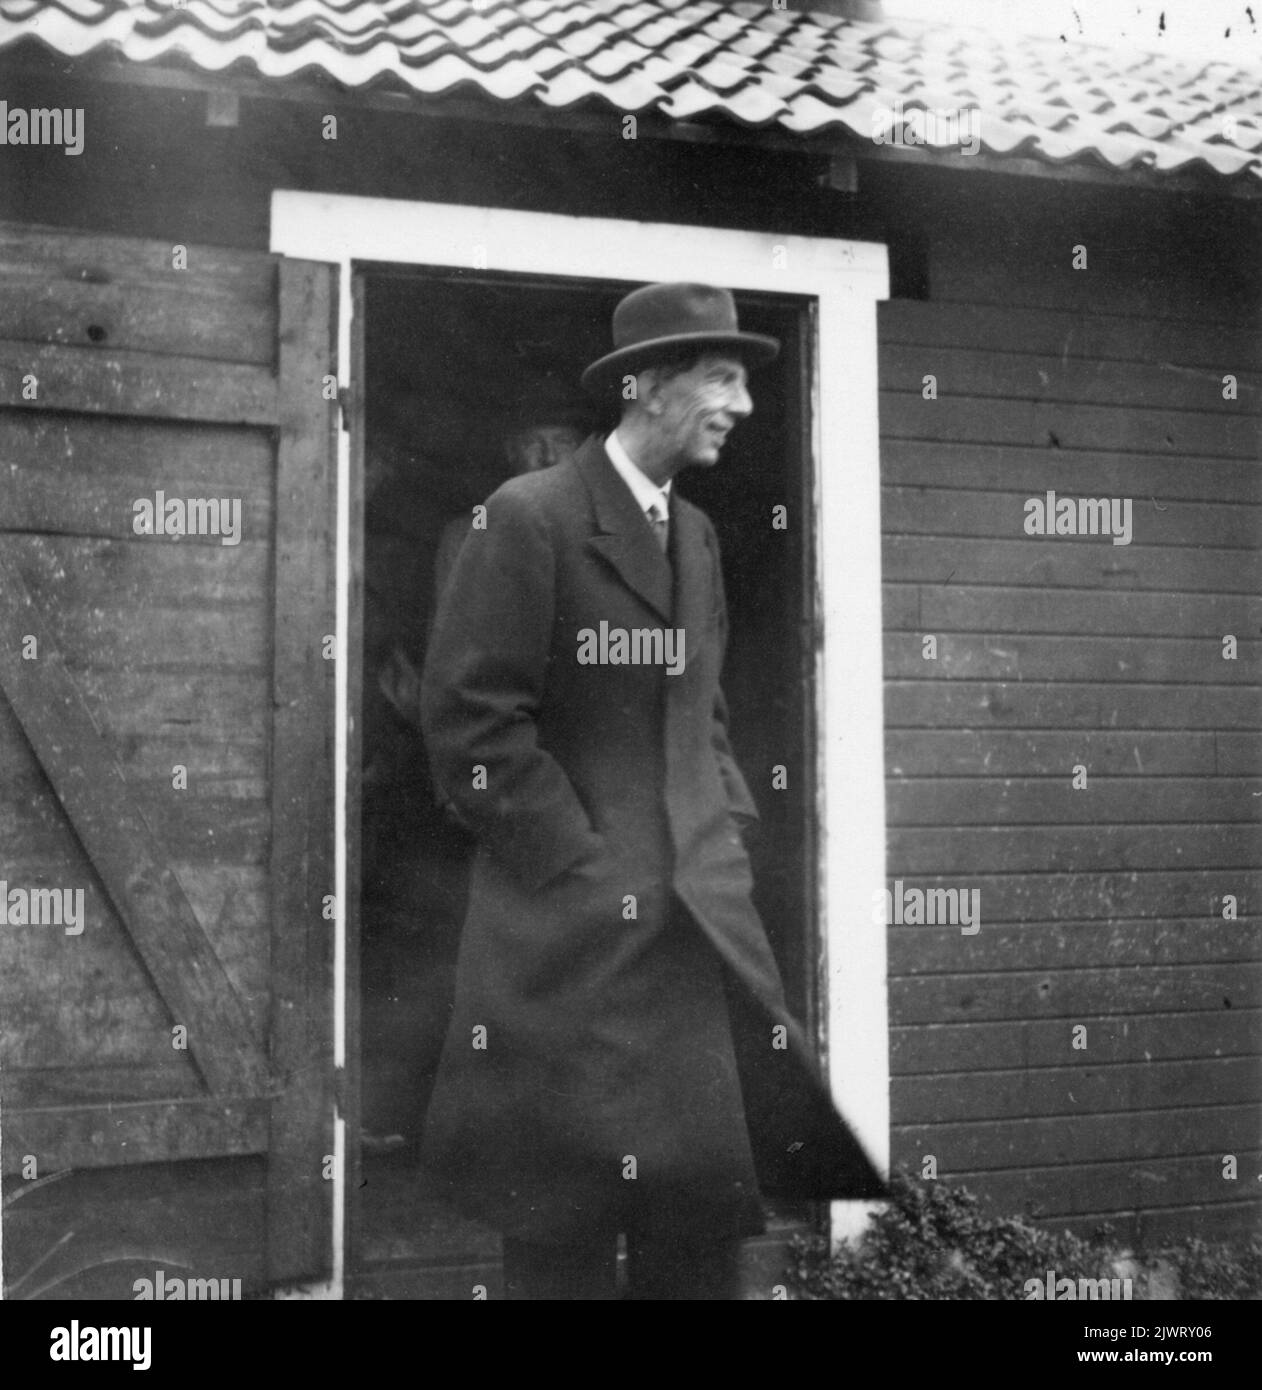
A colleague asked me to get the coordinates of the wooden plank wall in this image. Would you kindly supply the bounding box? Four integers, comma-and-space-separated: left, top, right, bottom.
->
0, 230, 338, 1296
0, 232, 279, 1114
878, 227, 1262, 1244
0, 229, 287, 1297
0, 240, 278, 1118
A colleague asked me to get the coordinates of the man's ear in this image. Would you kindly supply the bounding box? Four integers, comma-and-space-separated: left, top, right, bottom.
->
638, 367, 667, 416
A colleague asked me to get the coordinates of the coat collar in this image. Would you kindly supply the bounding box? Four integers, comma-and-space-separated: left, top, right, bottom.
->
576, 436, 714, 653
577, 434, 673, 623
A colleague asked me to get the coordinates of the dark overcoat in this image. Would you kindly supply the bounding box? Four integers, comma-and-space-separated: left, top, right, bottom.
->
419, 436, 884, 1244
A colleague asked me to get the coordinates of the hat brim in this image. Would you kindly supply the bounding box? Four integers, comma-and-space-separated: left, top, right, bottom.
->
580, 330, 780, 397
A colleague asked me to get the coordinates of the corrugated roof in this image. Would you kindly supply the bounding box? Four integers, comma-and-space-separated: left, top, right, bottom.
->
2, 0, 1259, 182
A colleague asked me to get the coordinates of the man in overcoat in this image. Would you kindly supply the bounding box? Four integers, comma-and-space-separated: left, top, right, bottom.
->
420, 282, 884, 1300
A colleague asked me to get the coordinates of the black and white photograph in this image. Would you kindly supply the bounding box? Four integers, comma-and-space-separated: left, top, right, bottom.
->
0, 0, 1259, 1333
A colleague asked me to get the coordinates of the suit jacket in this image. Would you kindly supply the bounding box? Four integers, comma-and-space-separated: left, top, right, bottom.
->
419, 435, 884, 1241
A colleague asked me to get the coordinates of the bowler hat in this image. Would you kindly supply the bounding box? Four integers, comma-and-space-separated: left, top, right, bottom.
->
581, 282, 779, 397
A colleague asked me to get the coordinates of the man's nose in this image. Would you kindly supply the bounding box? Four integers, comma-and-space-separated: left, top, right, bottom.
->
727, 381, 753, 418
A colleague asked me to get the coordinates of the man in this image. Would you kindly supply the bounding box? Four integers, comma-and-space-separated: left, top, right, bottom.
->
420, 282, 884, 1301
372, 380, 593, 759
430, 378, 595, 609
417, 381, 595, 821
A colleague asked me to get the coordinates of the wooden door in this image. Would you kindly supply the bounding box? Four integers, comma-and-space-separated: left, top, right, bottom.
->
0, 224, 338, 1291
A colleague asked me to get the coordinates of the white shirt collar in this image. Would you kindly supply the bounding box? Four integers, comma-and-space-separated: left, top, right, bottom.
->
604, 428, 671, 519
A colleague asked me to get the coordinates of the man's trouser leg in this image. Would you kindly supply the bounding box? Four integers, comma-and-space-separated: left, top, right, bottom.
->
501, 1236, 618, 1301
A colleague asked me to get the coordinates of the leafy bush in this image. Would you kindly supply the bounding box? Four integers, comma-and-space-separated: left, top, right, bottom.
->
785, 1168, 1261, 1300
1173, 1238, 1262, 1301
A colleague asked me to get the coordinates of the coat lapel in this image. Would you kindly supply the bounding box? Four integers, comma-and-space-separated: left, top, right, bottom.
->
577, 436, 673, 624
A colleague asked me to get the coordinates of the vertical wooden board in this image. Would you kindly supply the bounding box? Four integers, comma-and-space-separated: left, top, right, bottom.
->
345, 270, 367, 1274
265, 257, 338, 1285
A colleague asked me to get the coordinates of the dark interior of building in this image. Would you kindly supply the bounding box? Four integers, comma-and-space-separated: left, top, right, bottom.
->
355, 268, 817, 1271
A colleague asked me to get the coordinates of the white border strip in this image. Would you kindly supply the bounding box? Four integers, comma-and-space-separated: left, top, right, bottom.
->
270, 191, 890, 1257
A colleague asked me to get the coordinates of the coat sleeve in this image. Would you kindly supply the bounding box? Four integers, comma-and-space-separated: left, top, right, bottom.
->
420, 484, 603, 891
705, 520, 760, 827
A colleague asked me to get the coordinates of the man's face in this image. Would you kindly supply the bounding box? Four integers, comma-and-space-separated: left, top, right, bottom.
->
505, 422, 587, 475
652, 353, 753, 470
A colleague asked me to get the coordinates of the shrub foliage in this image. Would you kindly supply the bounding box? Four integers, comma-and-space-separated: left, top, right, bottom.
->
786, 1168, 1262, 1301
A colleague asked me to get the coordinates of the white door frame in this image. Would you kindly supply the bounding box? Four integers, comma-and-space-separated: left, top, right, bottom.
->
270, 191, 891, 1268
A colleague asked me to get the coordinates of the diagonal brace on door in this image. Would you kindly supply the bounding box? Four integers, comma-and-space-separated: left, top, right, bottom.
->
0, 547, 274, 1097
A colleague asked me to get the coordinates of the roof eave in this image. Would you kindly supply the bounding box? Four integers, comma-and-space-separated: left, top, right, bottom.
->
14, 43, 1259, 202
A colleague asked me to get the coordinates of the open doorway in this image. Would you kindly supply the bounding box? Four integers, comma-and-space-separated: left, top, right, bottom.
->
351, 267, 820, 1293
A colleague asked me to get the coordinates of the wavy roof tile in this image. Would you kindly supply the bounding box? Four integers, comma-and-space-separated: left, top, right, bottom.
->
2, 0, 1259, 182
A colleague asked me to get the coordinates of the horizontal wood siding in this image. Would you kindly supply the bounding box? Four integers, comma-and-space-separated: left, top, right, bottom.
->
878, 287, 1262, 1244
